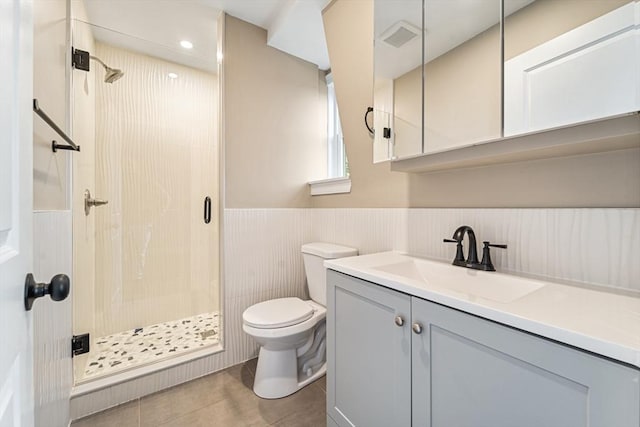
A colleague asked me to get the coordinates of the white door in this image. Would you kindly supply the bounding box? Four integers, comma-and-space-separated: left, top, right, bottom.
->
0, 0, 34, 426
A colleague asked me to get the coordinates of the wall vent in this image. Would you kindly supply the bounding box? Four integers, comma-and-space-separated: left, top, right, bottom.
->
379, 21, 421, 48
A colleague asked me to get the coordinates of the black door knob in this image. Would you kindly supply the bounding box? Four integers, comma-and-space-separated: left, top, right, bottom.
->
24, 273, 70, 311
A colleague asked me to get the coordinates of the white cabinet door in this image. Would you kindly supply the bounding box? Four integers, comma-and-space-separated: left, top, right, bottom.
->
411, 297, 640, 427
0, 0, 34, 426
504, 2, 640, 136
327, 271, 412, 427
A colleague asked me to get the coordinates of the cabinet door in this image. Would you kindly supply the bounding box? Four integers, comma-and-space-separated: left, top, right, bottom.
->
327, 271, 412, 427
411, 297, 640, 427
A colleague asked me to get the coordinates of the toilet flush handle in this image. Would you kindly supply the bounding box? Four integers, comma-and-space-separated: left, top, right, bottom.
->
394, 316, 405, 327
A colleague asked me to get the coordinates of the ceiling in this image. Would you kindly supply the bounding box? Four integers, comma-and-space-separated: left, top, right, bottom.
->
81, 0, 332, 74
81, 0, 536, 80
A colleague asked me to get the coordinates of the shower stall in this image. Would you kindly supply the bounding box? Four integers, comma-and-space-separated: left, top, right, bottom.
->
70, 2, 223, 387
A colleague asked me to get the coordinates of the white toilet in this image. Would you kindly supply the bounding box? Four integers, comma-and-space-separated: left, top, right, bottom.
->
242, 242, 358, 399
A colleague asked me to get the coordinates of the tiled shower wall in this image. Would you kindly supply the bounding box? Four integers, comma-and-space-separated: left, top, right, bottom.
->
71, 207, 639, 419
92, 42, 219, 337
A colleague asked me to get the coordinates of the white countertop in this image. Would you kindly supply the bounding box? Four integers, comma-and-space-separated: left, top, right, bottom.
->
325, 251, 640, 369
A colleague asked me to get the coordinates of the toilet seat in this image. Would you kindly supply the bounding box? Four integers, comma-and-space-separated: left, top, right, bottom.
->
243, 297, 314, 329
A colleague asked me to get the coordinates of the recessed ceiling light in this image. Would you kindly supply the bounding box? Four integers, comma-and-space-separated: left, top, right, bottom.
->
180, 40, 193, 49
168, 72, 178, 79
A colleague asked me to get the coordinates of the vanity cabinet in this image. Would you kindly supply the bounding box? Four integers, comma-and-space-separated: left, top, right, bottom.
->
326, 269, 412, 426
327, 270, 640, 427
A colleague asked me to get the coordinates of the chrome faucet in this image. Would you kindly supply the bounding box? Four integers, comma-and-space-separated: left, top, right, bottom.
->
444, 225, 507, 271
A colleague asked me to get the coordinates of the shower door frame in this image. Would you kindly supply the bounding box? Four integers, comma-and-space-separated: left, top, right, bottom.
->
68, 9, 226, 398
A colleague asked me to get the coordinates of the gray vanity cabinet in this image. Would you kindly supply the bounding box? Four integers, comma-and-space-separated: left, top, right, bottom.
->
411, 297, 640, 427
327, 270, 640, 427
326, 270, 412, 427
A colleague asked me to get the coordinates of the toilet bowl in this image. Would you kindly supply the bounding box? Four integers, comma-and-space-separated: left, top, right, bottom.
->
242, 242, 357, 399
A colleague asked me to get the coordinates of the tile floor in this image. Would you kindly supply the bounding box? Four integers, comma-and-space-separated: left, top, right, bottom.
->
80, 312, 221, 381
71, 358, 327, 426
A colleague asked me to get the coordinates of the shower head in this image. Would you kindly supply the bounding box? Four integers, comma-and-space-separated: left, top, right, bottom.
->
90, 55, 124, 83
103, 67, 124, 83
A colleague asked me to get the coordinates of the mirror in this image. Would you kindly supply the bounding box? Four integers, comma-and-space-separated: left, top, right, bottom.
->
373, 0, 503, 161
504, 0, 639, 136
374, 0, 640, 162
422, 0, 503, 154
373, 0, 423, 162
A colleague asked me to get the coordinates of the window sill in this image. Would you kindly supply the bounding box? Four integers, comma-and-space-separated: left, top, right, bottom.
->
308, 177, 351, 196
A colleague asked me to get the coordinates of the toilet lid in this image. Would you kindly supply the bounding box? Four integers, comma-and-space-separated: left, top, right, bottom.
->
243, 297, 314, 329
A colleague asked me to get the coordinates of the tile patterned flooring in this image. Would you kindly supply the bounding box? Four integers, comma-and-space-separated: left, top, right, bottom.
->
71, 358, 327, 426
80, 312, 220, 381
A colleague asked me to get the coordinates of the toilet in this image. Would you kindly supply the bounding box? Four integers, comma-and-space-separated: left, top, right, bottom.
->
242, 242, 358, 399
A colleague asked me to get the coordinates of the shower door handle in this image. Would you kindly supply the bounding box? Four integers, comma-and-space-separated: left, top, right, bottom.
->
84, 189, 109, 216
204, 196, 212, 224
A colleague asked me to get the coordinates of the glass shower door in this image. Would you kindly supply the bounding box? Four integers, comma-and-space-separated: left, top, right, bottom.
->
71, 15, 221, 384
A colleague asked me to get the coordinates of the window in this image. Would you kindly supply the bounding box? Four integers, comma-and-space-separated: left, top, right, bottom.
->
326, 73, 348, 178
308, 73, 351, 196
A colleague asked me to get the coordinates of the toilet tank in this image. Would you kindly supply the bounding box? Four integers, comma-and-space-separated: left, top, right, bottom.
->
301, 242, 358, 306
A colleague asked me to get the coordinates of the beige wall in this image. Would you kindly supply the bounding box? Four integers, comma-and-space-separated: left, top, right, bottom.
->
224, 16, 327, 208
33, 0, 70, 210
321, 0, 639, 208
316, 0, 410, 208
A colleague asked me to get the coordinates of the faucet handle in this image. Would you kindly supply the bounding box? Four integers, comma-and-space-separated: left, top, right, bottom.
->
444, 238, 465, 265
486, 242, 507, 249
479, 241, 507, 271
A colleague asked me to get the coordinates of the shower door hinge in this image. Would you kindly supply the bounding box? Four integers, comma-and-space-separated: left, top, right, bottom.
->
72, 333, 90, 357
72, 47, 90, 72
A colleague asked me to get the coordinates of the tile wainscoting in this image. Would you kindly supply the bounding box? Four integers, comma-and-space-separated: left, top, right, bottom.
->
34, 211, 74, 427
71, 207, 639, 420
310, 208, 639, 293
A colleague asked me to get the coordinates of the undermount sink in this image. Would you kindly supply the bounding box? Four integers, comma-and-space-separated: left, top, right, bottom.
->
372, 258, 545, 304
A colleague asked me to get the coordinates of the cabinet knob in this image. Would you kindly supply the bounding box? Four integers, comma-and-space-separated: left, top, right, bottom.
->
394, 316, 405, 327
412, 323, 423, 334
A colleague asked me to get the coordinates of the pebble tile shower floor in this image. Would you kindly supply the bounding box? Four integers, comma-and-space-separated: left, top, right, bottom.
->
79, 312, 220, 380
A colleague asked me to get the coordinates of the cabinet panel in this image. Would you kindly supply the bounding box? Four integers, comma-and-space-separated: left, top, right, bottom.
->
504, 0, 638, 136
327, 271, 412, 427
411, 297, 640, 427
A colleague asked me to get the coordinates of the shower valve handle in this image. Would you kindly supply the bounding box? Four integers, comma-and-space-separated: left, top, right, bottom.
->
84, 189, 109, 215
89, 198, 108, 207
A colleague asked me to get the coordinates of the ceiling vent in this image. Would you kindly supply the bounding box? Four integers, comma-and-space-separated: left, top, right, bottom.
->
379, 21, 421, 48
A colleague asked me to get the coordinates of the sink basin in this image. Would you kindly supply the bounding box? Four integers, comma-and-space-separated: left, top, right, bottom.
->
372, 258, 545, 303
